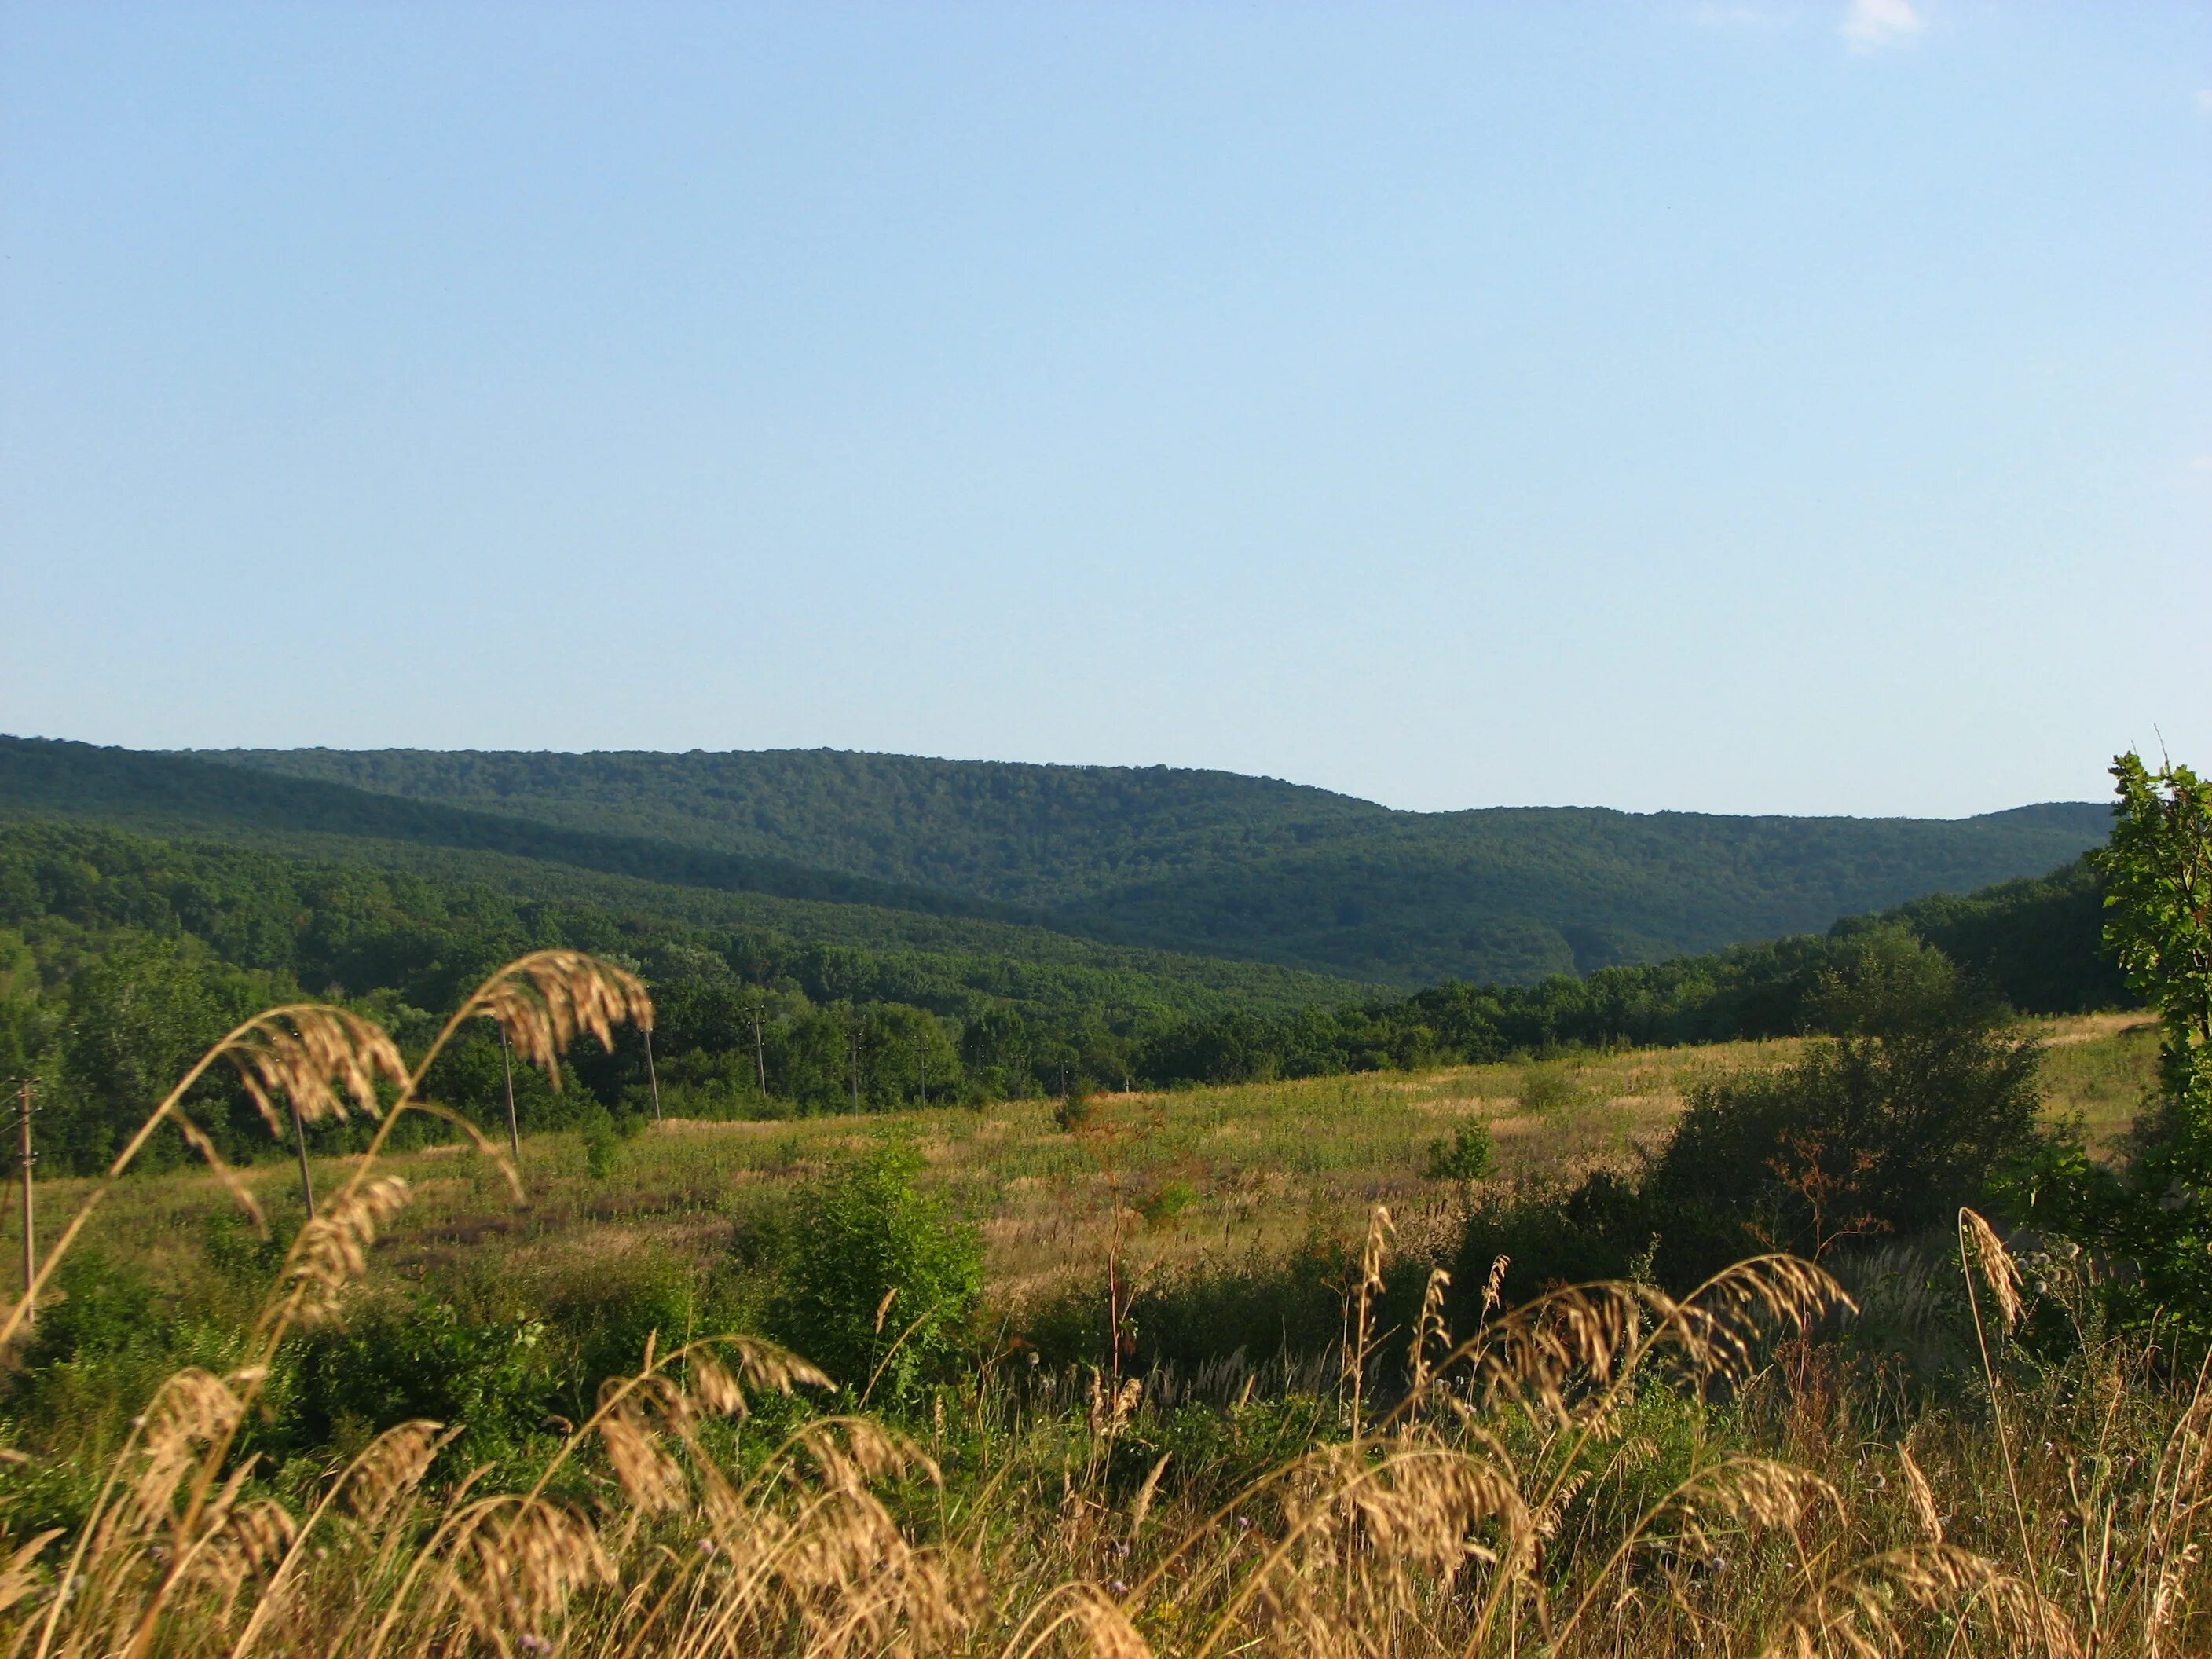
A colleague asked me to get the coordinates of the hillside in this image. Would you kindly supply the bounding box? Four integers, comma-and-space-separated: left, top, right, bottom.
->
203, 744, 2110, 986
0, 738, 1031, 925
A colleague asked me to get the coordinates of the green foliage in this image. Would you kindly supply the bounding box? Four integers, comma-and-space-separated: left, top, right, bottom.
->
2069, 753, 2212, 1329
288, 1296, 559, 1469
0, 755, 2131, 1173
766, 1140, 982, 1405
1456, 935, 2054, 1295
1053, 1082, 1094, 1133
1645, 935, 2049, 1275
0, 819, 1356, 1169
580, 1103, 626, 1179
12, 736, 2107, 991
1129, 867, 2128, 1091
1515, 1061, 1585, 1115
2095, 754, 2212, 1110
1423, 1122, 1496, 1183
46, 936, 288, 1173
1855, 855, 2127, 1013
1138, 1176, 1199, 1229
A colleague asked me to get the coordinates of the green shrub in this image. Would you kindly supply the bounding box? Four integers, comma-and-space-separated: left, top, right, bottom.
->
1640, 935, 2047, 1280
287, 1295, 559, 1470
1053, 1085, 1095, 1133
1424, 1122, 1496, 1183
1452, 933, 2056, 1299
1516, 1062, 1585, 1115
766, 1140, 981, 1406
1139, 1177, 1199, 1229
578, 1100, 650, 1179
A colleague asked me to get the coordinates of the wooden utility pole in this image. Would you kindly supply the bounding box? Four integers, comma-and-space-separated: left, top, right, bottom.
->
751, 1009, 767, 1096
500, 1024, 521, 1163
643, 1027, 663, 1122
289, 1097, 316, 1220
848, 1017, 862, 1113
16, 1080, 34, 1321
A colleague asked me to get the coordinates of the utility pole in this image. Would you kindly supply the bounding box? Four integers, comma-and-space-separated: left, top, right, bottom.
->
289, 1096, 316, 1220
848, 1018, 862, 1113
643, 1027, 663, 1122
752, 1008, 767, 1097
500, 1024, 521, 1163
16, 1079, 34, 1323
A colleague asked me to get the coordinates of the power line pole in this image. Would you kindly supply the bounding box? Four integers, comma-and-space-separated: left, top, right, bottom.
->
849, 1018, 862, 1113
500, 1024, 521, 1163
16, 1079, 34, 1325
644, 1027, 663, 1122
289, 1095, 316, 1220
752, 1008, 767, 1097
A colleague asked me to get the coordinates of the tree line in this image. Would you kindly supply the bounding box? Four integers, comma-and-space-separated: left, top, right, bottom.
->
0, 818, 2124, 1177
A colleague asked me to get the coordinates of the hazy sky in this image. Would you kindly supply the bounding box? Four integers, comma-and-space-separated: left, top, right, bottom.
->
3, 2, 2206, 816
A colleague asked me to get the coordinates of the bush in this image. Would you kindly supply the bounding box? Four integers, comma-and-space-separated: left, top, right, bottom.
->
286, 1295, 560, 1470
1639, 934, 2047, 1280
1515, 1062, 1586, 1115
766, 1140, 981, 1406
1455, 934, 2056, 1297
1424, 1122, 1495, 1183
1053, 1084, 1095, 1133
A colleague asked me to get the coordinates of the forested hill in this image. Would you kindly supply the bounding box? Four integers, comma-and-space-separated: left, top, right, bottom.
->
0, 814, 2126, 1177
200, 745, 2109, 987
0, 738, 1036, 925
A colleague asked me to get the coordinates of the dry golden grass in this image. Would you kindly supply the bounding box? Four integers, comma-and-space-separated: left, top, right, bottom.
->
0, 1016, 2155, 1355
0, 972, 2192, 1657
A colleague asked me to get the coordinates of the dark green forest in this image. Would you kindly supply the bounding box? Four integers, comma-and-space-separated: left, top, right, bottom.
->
196, 742, 2106, 984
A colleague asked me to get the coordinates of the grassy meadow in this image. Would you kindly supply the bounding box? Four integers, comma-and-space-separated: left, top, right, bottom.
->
2, 998, 2199, 1658
1, 1012, 2152, 1332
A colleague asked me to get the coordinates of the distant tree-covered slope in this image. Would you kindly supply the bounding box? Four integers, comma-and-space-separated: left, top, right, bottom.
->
203, 745, 1382, 905
0, 820, 1377, 1172
0, 738, 1038, 923
1050, 804, 2115, 986
0, 741, 1371, 1014
203, 745, 2109, 987
0, 815, 2126, 1174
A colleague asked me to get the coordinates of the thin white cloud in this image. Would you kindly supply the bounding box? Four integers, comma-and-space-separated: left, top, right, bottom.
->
1840, 0, 1925, 53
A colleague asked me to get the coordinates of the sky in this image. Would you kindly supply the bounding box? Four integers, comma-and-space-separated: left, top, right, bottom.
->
2, 2, 2206, 818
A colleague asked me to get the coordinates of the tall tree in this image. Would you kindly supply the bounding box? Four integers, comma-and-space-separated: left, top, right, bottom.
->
2088, 753, 2212, 1325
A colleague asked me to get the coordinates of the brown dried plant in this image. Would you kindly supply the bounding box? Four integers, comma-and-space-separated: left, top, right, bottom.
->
0, 1005, 408, 1351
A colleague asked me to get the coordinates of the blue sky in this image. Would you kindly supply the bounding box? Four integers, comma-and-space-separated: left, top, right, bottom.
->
2, 2, 2206, 815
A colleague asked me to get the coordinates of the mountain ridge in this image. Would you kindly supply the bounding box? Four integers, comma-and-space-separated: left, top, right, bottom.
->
189, 743, 2108, 986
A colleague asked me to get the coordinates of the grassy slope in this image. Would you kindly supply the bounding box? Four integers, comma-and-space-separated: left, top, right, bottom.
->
207, 745, 2110, 986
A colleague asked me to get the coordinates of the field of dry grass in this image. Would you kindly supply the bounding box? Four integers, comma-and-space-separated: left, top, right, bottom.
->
0, 958, 2199, 1657
0, 1013, 2156, 1346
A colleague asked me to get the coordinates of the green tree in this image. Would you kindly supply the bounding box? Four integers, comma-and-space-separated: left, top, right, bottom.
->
1424, 1121, 1496, 1183
51, 936, 280, 1172
2097, 753, 2212, 1113
1637, 932, 2048, 1283
2082, 753, 2212, 1325
766, 1140, 981, 1406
